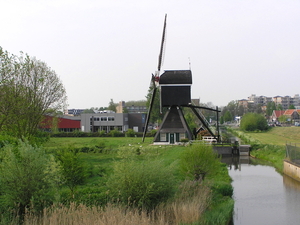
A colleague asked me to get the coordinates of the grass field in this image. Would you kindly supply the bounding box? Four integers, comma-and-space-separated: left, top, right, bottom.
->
229, 126, 300, 173
243, 127, 300, 146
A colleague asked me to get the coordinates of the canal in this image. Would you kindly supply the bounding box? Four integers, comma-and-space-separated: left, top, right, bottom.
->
223, 156, 300, 225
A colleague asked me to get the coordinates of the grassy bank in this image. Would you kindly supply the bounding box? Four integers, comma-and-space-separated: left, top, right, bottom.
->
1, 137, 233, 225
228, 126, 300, 173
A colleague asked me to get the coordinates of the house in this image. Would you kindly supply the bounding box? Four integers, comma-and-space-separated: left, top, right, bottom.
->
270, 110, 285, 122
283, 110, 300, 122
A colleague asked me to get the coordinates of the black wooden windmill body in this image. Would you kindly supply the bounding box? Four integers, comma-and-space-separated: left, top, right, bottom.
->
142, 15, 220, 144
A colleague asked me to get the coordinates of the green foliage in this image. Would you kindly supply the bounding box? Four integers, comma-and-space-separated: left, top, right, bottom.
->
0, 141, 59, 216
0, 47, 66, 142
0, 134, 18, 148
266, 101, 277, 116
180, 143, 220, 181
289, 104, 296, 109
201, 197, 234, 225
220, 116, 224, 124
108, 129, 122, 137
107, 158, 175, 209
240, 113, 268, 131
145, 86, 166, 123
125, 128, 136, 137
223, 111, 232, 122
278, 115, 288, 124
150, 129, 157, 137
107, 99, 117, 112
55, 147, 89, 195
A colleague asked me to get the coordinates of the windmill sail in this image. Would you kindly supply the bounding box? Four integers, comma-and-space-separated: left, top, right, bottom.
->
142, 14, 167, 142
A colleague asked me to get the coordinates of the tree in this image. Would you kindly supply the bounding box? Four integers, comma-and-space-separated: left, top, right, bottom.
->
145, 85, 166, 123
266, 102, 276, 116
240, 113, 268, 131
107, 99, 117, 112
223, 111, 233, 122
289, 104, 296, 109
278, 115, 288, 124
0, 47, 66, 142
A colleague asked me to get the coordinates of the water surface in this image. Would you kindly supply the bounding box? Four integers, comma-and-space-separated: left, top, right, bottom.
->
224, 157, 300, 225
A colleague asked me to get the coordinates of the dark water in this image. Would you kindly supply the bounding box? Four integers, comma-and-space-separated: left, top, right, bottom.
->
223, 156, 300, 225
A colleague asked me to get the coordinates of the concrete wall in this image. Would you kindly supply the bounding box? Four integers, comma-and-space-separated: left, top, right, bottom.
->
213, 146, 233, 155
284, 160, 300, 182
239, 145, 250, 156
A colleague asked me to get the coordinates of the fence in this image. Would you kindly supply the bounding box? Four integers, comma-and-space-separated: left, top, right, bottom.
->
286, 143, 300, 165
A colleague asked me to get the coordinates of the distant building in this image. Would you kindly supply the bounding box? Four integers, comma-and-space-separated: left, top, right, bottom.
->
40, 115, 81, 132
80, 112, 146, 133
116, 101, 147, 114
67, 109, 85, 116
238, 94, 300, 111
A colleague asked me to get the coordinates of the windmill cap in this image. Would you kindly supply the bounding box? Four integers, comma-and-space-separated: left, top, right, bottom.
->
159, 70, 192, 85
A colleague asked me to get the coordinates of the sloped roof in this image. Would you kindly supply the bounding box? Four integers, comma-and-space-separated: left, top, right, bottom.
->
272, 110, 285, 118
284, 109, 299, 116
159, 70, 192, 85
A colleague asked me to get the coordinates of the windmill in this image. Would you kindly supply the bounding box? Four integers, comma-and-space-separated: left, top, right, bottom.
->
142, 15, 220, 144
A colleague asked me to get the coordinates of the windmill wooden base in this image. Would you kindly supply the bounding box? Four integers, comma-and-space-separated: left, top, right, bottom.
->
153, 106, 193, 144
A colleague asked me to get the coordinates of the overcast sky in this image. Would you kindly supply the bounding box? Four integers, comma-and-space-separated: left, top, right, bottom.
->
1, 0, 300, 109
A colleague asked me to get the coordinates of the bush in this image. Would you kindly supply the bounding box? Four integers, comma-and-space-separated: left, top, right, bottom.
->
55, 147, 89, 195
240, 113, 268, 131
108, 129, 122, 137
0, 141, 59, 217
107, 159, 175, 210
0, 134, 18, 148
180, 143, 220, 181
125, 129, 136, 137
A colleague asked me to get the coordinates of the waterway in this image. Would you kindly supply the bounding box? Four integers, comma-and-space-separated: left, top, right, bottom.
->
223, 156, 300, 225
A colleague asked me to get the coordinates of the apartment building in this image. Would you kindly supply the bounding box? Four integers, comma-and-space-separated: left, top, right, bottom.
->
240, 94, 300, 110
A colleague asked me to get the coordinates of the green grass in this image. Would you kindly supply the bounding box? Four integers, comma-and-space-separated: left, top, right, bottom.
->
228, 126, 300, 173
40, 137, 233, 224
43, 136, 154, 150
243, 127, 300, 146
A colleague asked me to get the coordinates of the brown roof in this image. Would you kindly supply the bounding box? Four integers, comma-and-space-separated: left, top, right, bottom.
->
273, 110, 285, 117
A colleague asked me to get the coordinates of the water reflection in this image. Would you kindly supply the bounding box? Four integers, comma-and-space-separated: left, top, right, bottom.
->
223, 156, 300, 225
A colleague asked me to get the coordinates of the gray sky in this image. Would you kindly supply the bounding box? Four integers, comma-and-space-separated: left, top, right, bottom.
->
1, 0, 300, 109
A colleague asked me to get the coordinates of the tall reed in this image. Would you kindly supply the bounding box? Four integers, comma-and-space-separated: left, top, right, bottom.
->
21, 180, 211, 225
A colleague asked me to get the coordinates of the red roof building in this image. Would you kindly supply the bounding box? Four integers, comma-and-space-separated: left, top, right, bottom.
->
40, 115, 81, 132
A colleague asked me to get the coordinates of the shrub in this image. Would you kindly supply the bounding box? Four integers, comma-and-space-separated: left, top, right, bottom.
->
108, 129, 122, 137
0, 134, 18, 148
180, 143, 220, 181
55, 147, 89, 195
107, 159, 175, 210
0, 141, 59, 216
125, 129, 136, 137
240, 113, 268, 131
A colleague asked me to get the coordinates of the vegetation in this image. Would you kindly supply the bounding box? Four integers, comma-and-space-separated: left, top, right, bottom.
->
180, 143, 219, 181
226, 126, 300, 173
0, 47, 66, 144
240, 112, 268, 131
0, 137, 233, 224
0, 141, 59, 218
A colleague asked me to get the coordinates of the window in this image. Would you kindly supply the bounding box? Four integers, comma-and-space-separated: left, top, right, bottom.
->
101, 117, 107, 121
160, 133, 166, 141
108, 116, 115, 121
